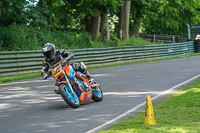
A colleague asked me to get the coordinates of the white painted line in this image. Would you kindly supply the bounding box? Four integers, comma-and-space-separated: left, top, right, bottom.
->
86, 73, 200, 133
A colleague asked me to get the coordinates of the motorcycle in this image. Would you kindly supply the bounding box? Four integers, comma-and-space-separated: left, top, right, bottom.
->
43, 60, 103, 108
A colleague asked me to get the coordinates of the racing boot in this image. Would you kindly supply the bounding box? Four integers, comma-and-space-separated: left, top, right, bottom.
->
85, 71, 92, 82
54, 83, 60, 94
80, 62, 92, 80
73, 62, 93, 81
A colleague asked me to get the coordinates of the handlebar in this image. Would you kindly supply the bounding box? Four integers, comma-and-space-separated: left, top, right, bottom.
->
61, 58, 70, 67
41, 58, 70, 81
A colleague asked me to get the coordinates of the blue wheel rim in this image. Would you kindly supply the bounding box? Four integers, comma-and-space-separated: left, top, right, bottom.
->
63, 85, 79, 104
92, 87, 102, 97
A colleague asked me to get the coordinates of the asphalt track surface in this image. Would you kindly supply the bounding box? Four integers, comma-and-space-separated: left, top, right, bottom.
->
1, 56, 200, 133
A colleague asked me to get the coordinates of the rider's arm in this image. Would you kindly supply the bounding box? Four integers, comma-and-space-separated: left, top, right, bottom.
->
59, 49, 74, 61
42, 60, 49, 79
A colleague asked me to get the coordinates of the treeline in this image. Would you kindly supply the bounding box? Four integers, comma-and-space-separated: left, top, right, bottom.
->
0, 0, 200, 51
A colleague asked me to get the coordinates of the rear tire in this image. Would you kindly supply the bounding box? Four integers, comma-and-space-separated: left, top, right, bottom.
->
59, 83, 80, 108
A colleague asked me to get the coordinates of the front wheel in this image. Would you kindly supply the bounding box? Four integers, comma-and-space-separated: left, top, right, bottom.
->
91, 81, 103, 102
59, 83, 80, 108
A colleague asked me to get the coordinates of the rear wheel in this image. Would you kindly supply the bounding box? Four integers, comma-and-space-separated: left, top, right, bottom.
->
59, 83, 80, 108
91, 81, 103, 102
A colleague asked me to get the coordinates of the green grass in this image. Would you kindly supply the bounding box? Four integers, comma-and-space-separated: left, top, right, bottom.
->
90, 36, 161, 48
118, 37, 161, 46
99, 79, 200, 133
0, 72, 41, 84
88, 53, 200, 69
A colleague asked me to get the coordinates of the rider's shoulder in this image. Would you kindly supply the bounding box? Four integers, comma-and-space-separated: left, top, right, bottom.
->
58, 49, 68, 53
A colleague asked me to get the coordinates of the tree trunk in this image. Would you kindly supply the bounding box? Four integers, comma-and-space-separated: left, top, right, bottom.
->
118, 7, 123, 39
100, 13, 110, 42
86, 15, 100, 37
1, 2, 10, 26
131, 18, 141, 37
118, 0, 131, 40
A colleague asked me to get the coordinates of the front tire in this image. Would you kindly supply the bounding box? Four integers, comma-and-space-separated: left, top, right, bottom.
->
59, 83, 80, 108
91, 81, 103, 102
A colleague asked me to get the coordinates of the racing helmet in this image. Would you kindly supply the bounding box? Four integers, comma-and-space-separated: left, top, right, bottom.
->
42, 43, 56, 60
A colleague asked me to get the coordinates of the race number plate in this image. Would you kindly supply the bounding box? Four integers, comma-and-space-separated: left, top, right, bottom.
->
53, 65, 63, 77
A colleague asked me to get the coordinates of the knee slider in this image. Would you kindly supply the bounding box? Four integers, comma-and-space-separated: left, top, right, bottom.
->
73, 63, 80, 71
80, 62, 87, 70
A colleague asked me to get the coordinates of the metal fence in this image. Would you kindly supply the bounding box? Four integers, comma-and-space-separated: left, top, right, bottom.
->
187, 24, 200, 40
0, 41, 194, 77
139, 33, 180, 43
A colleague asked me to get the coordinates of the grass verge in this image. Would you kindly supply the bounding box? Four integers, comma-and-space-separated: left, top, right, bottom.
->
99, 79, 200, 133
88, 53, 200, 69
0, 73, 41, 84
1, 53, 200, 84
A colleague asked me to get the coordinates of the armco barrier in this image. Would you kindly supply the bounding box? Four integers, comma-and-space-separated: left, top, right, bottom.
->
0, 41, 194, 77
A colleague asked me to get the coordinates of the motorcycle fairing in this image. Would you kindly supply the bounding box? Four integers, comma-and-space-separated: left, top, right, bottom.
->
63, 65, 76, 81
63, 64, 92, 102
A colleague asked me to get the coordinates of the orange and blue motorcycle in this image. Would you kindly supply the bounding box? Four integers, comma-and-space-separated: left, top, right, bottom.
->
44, 60, 103, 108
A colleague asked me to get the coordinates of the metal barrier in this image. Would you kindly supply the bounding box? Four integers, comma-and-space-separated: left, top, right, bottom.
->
187, 24, 200, 40
139, 33, 181, 43
0, 41, 194, 77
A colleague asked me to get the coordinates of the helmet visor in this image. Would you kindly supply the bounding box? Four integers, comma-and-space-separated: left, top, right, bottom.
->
43, 49, 55, 59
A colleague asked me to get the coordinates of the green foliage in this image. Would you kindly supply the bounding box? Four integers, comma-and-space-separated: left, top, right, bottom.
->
28, 1, 49, 28
46, 0, 123, 32
0, 24, 38, 51
1, 0, 200, 49
119, 36, 159, 46
142, 0, 200, 37
0, 0, 37, 26
81, 0, 123, 15
42, 0, 81, 30
130, 0, 164, 31
0, 24, 157, 51
0, 24, 93, 51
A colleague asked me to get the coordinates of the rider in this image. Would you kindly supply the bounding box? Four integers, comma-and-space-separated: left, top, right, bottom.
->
41, 43, 91, 93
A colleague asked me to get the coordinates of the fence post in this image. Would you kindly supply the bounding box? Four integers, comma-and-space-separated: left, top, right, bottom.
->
172, 35, 175, 43
153, 34, 156, 43
187, 24, 191, 40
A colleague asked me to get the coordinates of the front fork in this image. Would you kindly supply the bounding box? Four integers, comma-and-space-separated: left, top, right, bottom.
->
89, 79, 100, 89
57, 70, 75, 95
64, 73, 76, 95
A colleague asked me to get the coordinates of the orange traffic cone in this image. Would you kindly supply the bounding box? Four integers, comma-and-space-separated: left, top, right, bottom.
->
144, 95, 158, 125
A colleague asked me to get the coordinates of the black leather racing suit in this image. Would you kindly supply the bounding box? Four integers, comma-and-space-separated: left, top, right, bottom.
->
42, 49, 87, 77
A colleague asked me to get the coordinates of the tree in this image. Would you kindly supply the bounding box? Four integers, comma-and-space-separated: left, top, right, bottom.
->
28, 0, 122, 40
0, 0, 30, 26
129, 0, 164, 37
129, 0, 146, 37
85, 15, 100, 36
142, 0, 200, 37
47, 0, 101, 35
100, 13, 110, 42
118, 0, 131, 40
76, 0, 122, 39
34, 0, 81, 30
98, 0, 122, 41
28, 0, 49, 28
